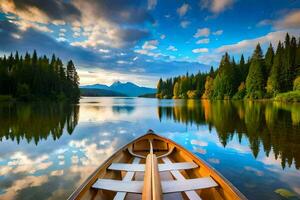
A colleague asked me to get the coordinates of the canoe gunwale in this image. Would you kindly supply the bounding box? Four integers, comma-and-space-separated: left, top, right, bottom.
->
67, 131, 247, 200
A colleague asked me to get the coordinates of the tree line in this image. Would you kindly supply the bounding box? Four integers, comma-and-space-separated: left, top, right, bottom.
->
0, 50, 80, 101
156, 33, 300, 100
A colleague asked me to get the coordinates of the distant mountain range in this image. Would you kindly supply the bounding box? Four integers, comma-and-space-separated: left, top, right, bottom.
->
80, 81, 156, 97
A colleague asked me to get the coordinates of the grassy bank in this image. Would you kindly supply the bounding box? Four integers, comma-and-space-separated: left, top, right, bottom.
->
274, 91, 300, 102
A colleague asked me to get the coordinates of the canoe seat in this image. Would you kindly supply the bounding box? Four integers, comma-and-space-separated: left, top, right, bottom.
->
92, 177, 217, 194
162, 157, 218, 200
108, 162, 198, 172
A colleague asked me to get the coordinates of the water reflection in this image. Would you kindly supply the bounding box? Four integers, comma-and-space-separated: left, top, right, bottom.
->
158, 100, 300, 169
0, 103, 79, 144
0, 98, 299, 200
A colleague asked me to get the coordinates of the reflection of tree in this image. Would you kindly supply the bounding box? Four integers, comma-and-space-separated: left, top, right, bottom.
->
158, 100, 300, 169
0, 103, 79, 144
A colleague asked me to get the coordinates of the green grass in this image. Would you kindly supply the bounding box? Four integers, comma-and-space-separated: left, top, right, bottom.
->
274, 91, 300, 102
0, 95, 14, 102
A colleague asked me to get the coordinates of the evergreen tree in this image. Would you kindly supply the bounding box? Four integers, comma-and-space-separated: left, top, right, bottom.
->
265, 43, 274, 77
280, 33, 293, 91
213, 53, 235, 99
266, 41, 283, 96
246, 43, 265, 99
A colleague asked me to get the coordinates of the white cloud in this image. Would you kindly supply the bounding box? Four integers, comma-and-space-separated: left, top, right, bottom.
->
10, 20, 53, 33
11, 33, 21, 39
177, 3, 189, 17
201, 0, 234, 13
197, 54, 221, 65
59, 32, 65, 37
147, 0, 157, 10
52, 20, 66, 25
57, 37, 67, 42
73, 32, 81, 38
275, 10, 300, 30
216, 30, 296, 54
117, 60, 132, 65
133, 56, 138, 61
60, 28, 67, 33
194, 28, 210, 38
196, 38, 210, 44
99, 48, 110, 53
213, 30, 223, 35
134, 49, 162, 57
167, 45, 178, 51
142, 40, 159, 50
160, 34, 166, 39
180, 20, 190, 28
192, 48, 209, 53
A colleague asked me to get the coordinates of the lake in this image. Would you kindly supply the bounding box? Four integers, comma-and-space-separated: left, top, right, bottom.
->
0, 97, 300, 200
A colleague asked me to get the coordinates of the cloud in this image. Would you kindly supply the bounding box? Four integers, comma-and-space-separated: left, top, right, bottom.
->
177, 3, 189, 17
213, 30, 223, 35
216, 30, 298, 54
142, 40, 159, 50
200, 0, 234, 14
275, 10, 300, 30
194, 28, 210, 38
167, 45, 178, 51
0, 0, 80, 24
180, 20, 190, 28
148, 0, 157, 10
160, 34, 166, 39
196, 38, 210, 44
192, 48, 209, 53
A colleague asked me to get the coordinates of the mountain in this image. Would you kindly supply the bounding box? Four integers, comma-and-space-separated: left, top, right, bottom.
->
80, 81, 156, 97
80, 84, 110, 90
80, 88, 127, 97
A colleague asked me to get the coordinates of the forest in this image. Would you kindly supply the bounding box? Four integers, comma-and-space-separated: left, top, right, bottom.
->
156, 33, 300, 101
0, 50, 80, 102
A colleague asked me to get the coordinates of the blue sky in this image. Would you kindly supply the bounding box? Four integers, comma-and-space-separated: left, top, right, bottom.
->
0, 0, 300, 87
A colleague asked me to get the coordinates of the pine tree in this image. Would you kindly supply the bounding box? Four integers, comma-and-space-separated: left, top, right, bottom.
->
280, 33, 292, 91
265, 43, 274, 77
246, 43, 265, 99
213, 53, 235, 99
266, 41, 283, 96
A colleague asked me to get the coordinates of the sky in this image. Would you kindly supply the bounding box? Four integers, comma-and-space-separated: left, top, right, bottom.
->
0, 0, 300, 87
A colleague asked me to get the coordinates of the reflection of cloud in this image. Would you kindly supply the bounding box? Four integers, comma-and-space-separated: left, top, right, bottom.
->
0, 166, 13, 176
244, 166, 264, 176
5, 152, 52, 174
258, 151, 281, 166
193, 147, 207, 155
226, 142, 251, 153
0, 175, 48, 200
51, 170, 64, 176
191, 140, 208, 147
208, 158, 220, 164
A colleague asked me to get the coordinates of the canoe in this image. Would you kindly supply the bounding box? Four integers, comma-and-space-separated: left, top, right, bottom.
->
68, 130, 247, 200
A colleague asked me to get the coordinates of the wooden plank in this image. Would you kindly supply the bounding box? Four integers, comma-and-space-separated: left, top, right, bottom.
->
162, 157, 203, 200
142, 154, 152, 200
152, 154, 162, 200
92, 179, 143, 193
113, 157, 141, 200
109, 163, 145, 172
159, 162, 198, 171
108, 162, 197, 172
162, 177, 218, 193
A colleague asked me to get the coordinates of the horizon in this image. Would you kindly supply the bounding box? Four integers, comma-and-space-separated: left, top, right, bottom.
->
1, 0, 300, 87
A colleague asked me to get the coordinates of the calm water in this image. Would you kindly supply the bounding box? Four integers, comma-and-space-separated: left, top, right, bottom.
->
0, 97, 300, 200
